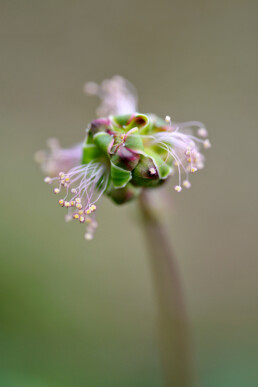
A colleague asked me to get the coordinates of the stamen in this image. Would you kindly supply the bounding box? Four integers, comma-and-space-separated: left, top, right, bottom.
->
165, 115, 172, 125
197, 128, 208, 138
183, 180, 191, 188
46, 161, 108, 240
174, 185, 182, 193
84, 232, 93, 241
44, 177, 52, 184
203, 139, 211, 149
151, 120, 209, 192
79, 216, 85, 223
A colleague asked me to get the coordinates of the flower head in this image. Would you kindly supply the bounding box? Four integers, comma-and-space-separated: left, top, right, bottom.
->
36, 76, 211, 239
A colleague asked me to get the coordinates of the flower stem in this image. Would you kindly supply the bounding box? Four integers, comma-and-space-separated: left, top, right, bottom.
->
139, 189, 194, 387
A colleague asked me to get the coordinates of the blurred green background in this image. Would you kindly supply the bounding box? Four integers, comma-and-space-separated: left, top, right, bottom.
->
1, 0, 258, 386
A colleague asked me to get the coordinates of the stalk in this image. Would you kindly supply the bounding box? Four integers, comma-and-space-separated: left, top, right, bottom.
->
139, 189, 194, 387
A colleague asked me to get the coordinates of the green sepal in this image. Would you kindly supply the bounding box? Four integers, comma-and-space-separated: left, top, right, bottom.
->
82, 144, 102, 164
110, 161, 132, 188
131, 155, 160, 187
111, 114, 131, 127
124, 127, 144, 153
93, 132, 113, 156
107, 183, 141, 204
143, 148, 172, 179
125, 113, 153, 134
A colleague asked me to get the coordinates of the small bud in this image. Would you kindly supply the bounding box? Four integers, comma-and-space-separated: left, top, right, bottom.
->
59, 199, 64, 207
53, 188, 60, 194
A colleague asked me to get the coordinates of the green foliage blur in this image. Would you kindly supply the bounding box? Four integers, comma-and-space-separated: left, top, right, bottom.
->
1, 0, 258, 386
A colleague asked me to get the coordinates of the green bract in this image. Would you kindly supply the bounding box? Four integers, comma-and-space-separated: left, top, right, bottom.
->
82, 113, 173, 204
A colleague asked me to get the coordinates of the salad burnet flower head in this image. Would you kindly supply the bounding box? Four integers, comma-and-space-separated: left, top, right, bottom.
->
36, 76, 211, 240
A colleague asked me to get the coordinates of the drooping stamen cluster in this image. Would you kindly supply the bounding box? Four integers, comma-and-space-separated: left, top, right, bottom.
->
44, 162, 109, 240
35, 138, 83, 177
84, 75, 138, 116
152, 117, 211, 192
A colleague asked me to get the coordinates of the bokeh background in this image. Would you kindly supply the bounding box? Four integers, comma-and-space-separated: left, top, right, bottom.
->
1, 0, 258, 386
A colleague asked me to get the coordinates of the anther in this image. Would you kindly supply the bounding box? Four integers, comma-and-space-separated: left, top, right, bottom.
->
165, 115, 171, 123
64, 201, 71, 208
203, 139, 211, 149
59, 172, 65, 179
73, 213, 79, 220
84, 232, 93, 240
191, 167, 197, 173
79, 216, 85, 223
44, 177, 52, 184
174, 185, 182, 192
90, 204, 96, 212
53, 188, 60, 194
183, 180, 191, 189
76, 203, 82, 209
85, 208, 92, 215
59, 199, 64, 207
197, 128, 208, 138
